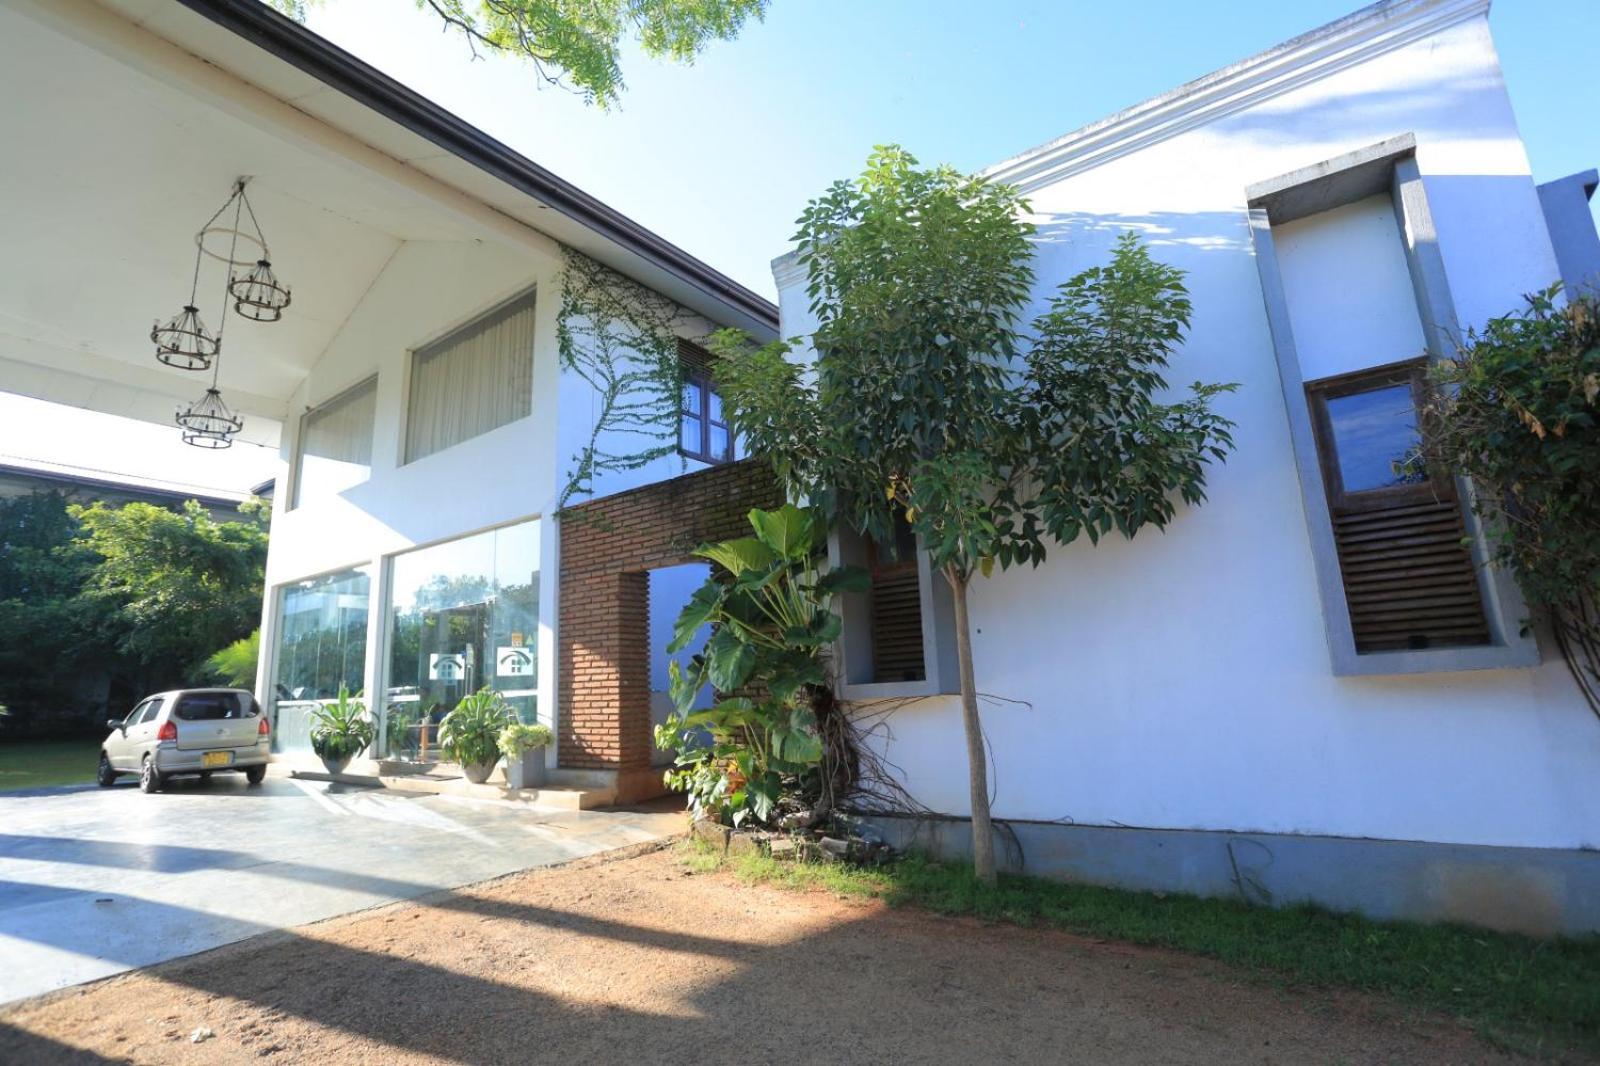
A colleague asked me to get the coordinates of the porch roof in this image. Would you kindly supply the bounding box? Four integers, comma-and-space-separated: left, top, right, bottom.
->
0, 0, 777, 447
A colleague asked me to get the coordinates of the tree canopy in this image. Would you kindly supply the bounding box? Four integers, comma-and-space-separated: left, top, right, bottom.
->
0, 492, 268, 734
72, 498, 269, 674
270, 0, 769, 108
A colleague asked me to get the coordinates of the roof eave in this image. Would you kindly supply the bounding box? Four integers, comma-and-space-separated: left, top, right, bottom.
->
171, 0, 778, 334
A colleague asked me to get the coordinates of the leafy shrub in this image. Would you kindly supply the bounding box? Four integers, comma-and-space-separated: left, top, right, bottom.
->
499, 721, 553, 757
204, 629, 259, 688
1425, 285, 1600, 712
439, 687, 515, 767
654, 504, 866, 827
308, 685, 374, 762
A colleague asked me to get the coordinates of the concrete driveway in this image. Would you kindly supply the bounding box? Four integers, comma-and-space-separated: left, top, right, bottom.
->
0, 773, 683, 1005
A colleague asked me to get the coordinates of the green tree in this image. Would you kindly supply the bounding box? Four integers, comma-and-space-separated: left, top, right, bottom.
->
73, 500, 269, 686
1424, 284, 1600, 716
0, 491, 97, 723
715, 147, 1237, 883
269, 0, 767, 108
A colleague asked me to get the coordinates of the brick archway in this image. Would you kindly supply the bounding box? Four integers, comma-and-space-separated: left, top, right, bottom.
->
558, 460, 781, 801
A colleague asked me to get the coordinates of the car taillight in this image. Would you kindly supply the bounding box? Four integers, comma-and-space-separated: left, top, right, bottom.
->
156, 721, 177, 742
258, 716, 270, 736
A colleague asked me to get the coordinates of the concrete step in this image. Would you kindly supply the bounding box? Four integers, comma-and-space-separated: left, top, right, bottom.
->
270, 759, 616, 810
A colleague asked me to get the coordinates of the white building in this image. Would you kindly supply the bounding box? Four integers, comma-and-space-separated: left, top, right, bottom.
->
5, 0, 1596, 934
775, 0, 1600, 934
0, 0, 773, 798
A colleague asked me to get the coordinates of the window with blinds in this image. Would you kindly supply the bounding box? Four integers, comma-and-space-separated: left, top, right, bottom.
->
404, 290, 536, 463
866, 513, 926, 683
291, 376, 377, 509
1306, 361, 1490, 652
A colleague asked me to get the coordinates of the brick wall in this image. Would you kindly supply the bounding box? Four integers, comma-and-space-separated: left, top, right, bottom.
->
558, 460, 782, 770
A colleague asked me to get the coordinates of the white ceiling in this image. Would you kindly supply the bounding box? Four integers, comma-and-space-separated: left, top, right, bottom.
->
0, 0, 491, 444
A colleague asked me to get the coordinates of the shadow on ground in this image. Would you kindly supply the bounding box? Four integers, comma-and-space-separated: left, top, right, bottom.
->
0, 848, 1520, 1065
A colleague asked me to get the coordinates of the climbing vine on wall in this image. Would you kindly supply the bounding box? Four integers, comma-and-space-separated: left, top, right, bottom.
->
556, 250, 698, 509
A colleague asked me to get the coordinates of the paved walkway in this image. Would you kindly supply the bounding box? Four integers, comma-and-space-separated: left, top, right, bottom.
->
0, 774, 683, 1005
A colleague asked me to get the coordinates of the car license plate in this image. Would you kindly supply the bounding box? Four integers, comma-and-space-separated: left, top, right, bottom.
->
201, 751, 232, 769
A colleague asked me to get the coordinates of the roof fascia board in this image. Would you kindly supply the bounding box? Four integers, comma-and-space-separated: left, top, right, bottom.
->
169, 0, 777, 334
984, 0, 1490, 194
0, 462, 246, 509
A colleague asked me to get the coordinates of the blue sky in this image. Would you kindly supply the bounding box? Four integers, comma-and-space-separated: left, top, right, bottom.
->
2, 0, 1594, 490
299, 0, 1600, 299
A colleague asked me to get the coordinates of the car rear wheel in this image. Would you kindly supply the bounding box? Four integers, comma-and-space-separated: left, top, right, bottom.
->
138, 755, 164, 794
245, 764, 267, 785
96, 753, 117, 788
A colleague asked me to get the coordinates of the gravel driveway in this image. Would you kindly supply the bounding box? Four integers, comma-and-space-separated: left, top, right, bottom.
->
0, 845, 1527, 1065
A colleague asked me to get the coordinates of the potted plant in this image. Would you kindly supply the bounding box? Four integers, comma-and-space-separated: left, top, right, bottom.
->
499, 722, 552, 790
438, 686, 514, 784
308, 685, 374, 775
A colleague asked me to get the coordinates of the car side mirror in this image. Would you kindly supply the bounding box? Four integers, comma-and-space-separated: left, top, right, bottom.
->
107, 718, 123, 732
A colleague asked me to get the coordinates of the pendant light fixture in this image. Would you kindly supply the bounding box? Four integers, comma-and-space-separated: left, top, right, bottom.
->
175, 185, 248, 449
226, 183, 291, 322
150, 221, 220, 370
175, 386, 244, 449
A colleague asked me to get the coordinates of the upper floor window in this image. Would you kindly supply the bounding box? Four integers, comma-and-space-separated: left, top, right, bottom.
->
292, 376, 377, 509
677, 339, 735, 464
405, 289, 536, 463
1306, 360, 1490, 653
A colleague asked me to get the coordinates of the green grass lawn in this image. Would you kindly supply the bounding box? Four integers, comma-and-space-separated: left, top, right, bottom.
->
0, 737, 102, 791
686, 840, 1600, 1058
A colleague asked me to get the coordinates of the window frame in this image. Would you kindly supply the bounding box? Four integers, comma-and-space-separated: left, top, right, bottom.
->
1304, 358, 1445, 514
678, 368, 733, 465
1247, 134, 1537, 674
401, 288, 537, 465
289, 374, 378, 511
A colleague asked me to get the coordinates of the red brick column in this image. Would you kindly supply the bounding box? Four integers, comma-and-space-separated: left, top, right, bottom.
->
558, 461, 782, 777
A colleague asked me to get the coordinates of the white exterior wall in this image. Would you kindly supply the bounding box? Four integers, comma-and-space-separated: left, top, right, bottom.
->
258, 236, 564, 731
258, 227, 741, 748
1273, 195, 1428, 381
775, 7, 1600, 851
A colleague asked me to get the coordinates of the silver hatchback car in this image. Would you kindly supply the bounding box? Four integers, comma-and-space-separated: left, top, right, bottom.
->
98, 688, 271, 792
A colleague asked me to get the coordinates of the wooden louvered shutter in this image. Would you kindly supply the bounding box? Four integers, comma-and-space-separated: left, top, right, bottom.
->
867, 515, 927, 683
1307, 360, 1490, 653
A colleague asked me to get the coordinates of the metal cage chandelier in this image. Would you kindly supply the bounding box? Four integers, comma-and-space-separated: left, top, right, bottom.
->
165, 179, 258, 449
150, 303, 219, 370
231, 258, 291, 321
175, 386, 244, 449
225, 182, 291, 321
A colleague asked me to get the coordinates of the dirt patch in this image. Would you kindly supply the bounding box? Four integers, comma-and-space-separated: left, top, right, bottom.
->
0, 845, 1538, 1064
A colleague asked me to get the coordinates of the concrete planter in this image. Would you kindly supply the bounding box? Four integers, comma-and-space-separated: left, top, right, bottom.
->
504, 750, 547, 790
462, 759, 499, 785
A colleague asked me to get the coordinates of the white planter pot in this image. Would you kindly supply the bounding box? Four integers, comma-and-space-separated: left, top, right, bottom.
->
462, 759, 499, 785
505, 750, 547, 790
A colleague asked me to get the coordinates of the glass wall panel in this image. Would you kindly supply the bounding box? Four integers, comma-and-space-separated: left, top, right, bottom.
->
383, 519, 541, 762
269, 566, 372, 754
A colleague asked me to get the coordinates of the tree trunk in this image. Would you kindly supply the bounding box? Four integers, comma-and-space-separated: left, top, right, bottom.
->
947, 566, 997, 886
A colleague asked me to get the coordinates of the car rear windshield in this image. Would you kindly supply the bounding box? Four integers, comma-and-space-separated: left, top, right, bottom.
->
174, 692, 256, 721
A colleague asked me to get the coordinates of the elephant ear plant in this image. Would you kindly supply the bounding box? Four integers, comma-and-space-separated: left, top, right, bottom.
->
654, 504, 867, 828
308, 684, 374, 772
439, 687, 516, 783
